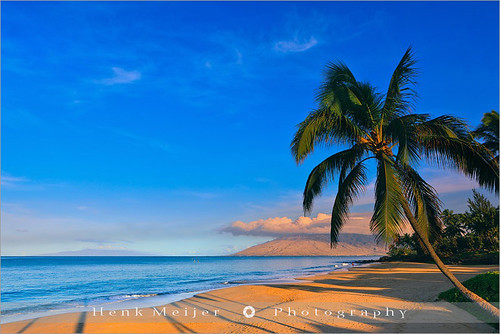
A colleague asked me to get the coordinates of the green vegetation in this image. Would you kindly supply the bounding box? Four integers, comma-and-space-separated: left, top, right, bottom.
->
290, 47, 499, 317
438, 272, 499, 328
386, 191, 499, 264
439, 271, 499, 303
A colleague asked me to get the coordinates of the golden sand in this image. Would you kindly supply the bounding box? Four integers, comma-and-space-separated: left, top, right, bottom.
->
2, 262, 497, 333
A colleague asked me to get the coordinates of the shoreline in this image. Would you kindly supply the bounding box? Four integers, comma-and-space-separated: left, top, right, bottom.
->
1, 260, 374, 325
2, 261, 498, 333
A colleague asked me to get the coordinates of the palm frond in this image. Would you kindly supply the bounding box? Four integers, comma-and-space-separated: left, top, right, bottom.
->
386, 113, 429, 165
303, 145, 366, 215
416, 115, 471, 139
371, 154, 407, 244
348, 82, 385, 130
419, 136, 498, 193
396, 164, 443, 241
316, 62, 357, 105
382, 46, 418, 121
473, 110, 499, 156
415, 116, 499, 193
330, 161, 368, 245
316, 61, 384, 133
291, 107, 365, 163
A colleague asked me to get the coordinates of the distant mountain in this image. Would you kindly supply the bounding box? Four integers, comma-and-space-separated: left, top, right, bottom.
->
232, 234, 386, 256
40, 249, 154, 256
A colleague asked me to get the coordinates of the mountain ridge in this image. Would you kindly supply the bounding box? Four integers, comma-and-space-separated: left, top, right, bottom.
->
232, 233, 387, 256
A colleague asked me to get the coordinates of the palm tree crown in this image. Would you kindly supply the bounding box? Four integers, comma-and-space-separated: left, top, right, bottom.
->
291, 47, 498, 246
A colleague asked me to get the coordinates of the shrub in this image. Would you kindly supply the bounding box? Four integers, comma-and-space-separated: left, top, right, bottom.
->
438, 271, 499, 303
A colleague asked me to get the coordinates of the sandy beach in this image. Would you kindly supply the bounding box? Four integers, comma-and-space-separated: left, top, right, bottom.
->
2, 262, 498, 333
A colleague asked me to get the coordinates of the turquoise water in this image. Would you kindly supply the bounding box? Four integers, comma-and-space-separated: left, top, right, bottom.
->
1, 256, 378, 322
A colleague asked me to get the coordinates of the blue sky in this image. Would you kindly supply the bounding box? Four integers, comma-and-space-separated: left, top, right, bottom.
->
2, 1, 498, 255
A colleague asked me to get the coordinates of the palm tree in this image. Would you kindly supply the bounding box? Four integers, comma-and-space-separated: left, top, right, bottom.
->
473, 110, 499, 161
291, 47, 499, 318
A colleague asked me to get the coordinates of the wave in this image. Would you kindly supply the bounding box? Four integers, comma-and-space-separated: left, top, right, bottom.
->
2, 293, 161, 316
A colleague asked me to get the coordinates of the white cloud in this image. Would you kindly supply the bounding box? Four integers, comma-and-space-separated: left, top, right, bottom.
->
222, 212, 374, 237
274, 36, 318, 53
100, 67, 141, 85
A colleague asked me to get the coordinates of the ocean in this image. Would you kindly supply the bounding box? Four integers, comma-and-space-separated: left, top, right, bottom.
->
1, 255, 379, 323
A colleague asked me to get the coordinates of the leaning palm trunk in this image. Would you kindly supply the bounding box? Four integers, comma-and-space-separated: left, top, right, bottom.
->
401, 199, 500, 319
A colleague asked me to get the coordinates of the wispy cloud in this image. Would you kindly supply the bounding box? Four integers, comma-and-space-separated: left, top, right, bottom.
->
424, 171, 479, 195
174, 190, 220, 200
75, 238, 133, 246
109, 128, 171, 152
274, 36, 318, 53
254, 177, 273, 184
1, 174, 30, 188
0, 210, 178, 255
235, 49, 243, 65
100, 67, 141, 85
3, 109, 45, 130
1, 172, 65, 191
